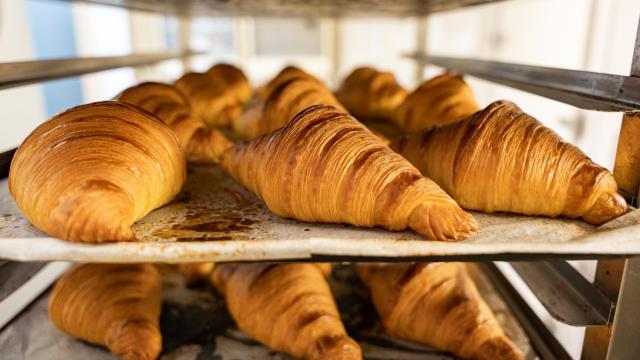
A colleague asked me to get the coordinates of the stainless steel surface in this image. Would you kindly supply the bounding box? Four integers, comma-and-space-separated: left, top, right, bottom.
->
480, 263, 571, 360
2, 165, 640, 263
408, 53, 640, 112
511, 261, 612, 326
59, 0, 507, 16
0, 50, 199, 91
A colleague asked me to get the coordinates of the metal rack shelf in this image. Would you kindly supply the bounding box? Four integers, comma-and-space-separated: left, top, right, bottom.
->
59, 0, 507, 17
0, 50, 199, 91
0, 2, 638, 359
407, 53, 640, 112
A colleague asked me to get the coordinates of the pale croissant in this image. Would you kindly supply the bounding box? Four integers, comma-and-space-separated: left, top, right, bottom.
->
117, 82, 232, 163
357, 263, 524, 360
211, 263, 361, 359
221, 105, 477, 241
207, 63, 252, 105
9, 101, 185, 242
336, 66, 408, 121
49, 263, 162, 360
392, 100, 627, 224
393, 73, 479, 131
174, 72, 244, 127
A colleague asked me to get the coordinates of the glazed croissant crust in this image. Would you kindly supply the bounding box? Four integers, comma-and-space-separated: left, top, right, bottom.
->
221, 105, 477, 241
392, 100, 627, 224
49, 263, 163, 360
357, 263, 524, 360
336, 66, 408, 121
211, 263, 361, 359
9, 101, 186, 242
117, 82, 232, 164
393, 73, 479, 132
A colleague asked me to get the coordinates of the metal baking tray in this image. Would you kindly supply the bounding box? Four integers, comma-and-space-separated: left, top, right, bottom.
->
1, 165, 639, 263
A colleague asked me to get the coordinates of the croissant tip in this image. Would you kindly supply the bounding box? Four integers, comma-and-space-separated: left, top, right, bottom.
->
582, 191, 629, 225
474, 336, 525, 360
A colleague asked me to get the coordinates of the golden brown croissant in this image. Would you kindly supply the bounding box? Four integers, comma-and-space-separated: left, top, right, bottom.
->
336, 66, 408, 121
393, 73, 479, 131
211, 263, 361, 359
260, 65, 322, 100
207, 63, 252, 105
357, 263, 524, 360
49, 263, 163, 360
221, 105, 477, 241
178, 262, 215, 285
116, 82, 232, 164
234, 76, 346, 139
174, 72, 244, 128
9, 101, 185, 242
392, 100, 627, 224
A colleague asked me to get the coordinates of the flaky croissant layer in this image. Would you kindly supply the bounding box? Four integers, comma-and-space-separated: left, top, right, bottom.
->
393, 100, 627, 224
357, 263, 524, 360
212, 263, 362, 359
49, 263, 163, 360
9, 101, 186, 242
222, 105, 477, 241
117, 82, 232, 164
393, 73, 479, 131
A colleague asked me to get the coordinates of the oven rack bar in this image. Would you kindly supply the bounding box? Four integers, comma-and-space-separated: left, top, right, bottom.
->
407, 53, 640, 112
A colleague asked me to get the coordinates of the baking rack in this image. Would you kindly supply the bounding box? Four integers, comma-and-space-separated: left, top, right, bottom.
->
0, 1, 638, 359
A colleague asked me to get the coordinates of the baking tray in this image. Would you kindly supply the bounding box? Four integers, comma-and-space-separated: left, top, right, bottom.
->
1, 164, 639, 263
0, 264, 536, 359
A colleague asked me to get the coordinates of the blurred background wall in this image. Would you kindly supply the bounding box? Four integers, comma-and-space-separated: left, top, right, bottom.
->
0, 0, 638, 357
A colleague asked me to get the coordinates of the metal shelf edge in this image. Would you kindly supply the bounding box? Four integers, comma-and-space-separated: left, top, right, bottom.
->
408, 53, 640, 112
0, 50, 201, 91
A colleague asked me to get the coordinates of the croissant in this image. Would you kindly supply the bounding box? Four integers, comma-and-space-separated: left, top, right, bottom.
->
336, 66, 408, 121
178, 262, 215, 285
260, 65, 322, 100
393, 73, 479, 131
116, 82, 232, 163
207, 63, 252, 105
49, 263, 162, 360
174, 72, 244, 127
392, 100, 627, 224
211, 263, 361, 359
357, 263, 524, 360
234, 76, 346, 139
9, 101, 185, 242
221, 105, 477, 241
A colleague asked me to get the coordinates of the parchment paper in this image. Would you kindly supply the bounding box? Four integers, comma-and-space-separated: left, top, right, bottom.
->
0, 165, 638, 263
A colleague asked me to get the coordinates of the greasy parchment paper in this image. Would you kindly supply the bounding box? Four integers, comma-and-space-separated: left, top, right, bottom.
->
0, 165, 639, 263
0, 265, 536, 360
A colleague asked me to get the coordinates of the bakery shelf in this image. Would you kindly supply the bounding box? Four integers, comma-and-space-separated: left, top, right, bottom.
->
407, 53, 640, 112
58, 0, 508, 17
1, 164, 639, 263
0, 50, 200, 91
0, 263, 541, 359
